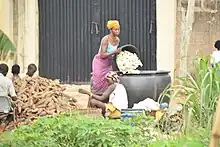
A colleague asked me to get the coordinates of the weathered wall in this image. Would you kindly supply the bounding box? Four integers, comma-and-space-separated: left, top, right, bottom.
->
0, 0, 13, 42
175, 1, 220, 74
0, 0, 14, 68
23, 0, 39, 74
0, 0, 39, 75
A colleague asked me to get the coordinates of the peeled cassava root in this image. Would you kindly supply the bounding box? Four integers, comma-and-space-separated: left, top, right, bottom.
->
116, 51, 143, 74
13, 76, 79, 123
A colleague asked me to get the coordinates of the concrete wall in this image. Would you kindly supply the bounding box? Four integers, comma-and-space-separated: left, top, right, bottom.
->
0, 0, 39, 75
23, 0, 39, 74
156, 0, 220, 79
175, 3, 220, 73
156, 0, 176, 80
0, 0, 13, 42
0, 0, 14, 70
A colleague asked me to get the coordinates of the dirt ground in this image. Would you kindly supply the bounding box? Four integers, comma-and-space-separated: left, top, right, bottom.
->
63, 84, 90, 108
62, 84, 180, 109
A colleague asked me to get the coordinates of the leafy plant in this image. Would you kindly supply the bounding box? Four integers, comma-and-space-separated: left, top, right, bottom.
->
122, 113, 160, 145
160, 54, 220, 130
0, 29, 16, 62
0, 112, 212, 147
148, 126, 209, 147
0, 113, 145, 147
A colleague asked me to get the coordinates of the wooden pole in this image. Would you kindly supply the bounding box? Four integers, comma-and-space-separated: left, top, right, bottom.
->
210, 97, 220, 147
17, 0, 25, 72
179, 0, 195, 77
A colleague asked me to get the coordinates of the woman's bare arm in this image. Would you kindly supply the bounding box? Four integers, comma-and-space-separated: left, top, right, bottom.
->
116, 37, 120, 44
100, 37, 118, 58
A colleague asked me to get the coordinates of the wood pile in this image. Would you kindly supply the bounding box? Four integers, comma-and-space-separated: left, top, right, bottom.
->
158, 111, 183, 134
76, 108, 102, 117
13, 76, 79, 123
210, 98, 220, 147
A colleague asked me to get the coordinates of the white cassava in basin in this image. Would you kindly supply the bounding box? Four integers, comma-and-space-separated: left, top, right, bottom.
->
116, 50, 143, 74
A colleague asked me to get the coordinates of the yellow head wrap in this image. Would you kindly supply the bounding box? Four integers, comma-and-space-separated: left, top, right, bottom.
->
107, 20, 120, 30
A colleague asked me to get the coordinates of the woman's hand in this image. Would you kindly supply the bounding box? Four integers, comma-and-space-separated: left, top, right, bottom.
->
114, 48, 121, 54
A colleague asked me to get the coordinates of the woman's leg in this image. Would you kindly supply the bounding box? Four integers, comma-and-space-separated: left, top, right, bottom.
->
90, 99, 106, 115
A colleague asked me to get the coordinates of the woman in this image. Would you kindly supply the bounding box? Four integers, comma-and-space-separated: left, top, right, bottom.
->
91, 20, 121, 95
79, 71, 128, 118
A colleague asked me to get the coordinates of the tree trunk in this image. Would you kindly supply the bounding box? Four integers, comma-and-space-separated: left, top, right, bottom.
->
179, 0, 195, 77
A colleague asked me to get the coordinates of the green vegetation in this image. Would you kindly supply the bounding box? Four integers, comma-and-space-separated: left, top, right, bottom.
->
0, 112, 209, 147
0, 113, 143, 147
0, 29, 16, 62
0, 54, 217, 147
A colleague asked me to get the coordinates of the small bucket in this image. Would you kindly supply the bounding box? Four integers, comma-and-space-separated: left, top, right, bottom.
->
121, 108, 145, 119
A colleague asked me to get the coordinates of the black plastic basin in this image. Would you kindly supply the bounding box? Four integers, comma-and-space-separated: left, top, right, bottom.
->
112, 44, 140, 71
119, 70, 171, 108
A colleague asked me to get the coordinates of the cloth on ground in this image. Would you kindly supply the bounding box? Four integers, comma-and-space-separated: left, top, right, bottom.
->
105, 103, 121, 118
132, 98, 160, 111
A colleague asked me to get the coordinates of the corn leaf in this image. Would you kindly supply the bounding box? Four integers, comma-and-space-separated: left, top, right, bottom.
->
0, 29, 16, 62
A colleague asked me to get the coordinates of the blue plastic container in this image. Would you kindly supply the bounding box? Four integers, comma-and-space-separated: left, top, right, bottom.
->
121, 109, 145, 119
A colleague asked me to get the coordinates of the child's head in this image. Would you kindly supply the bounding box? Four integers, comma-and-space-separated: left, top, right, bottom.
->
26, 63, 37, 77
12, 64, 20, 75
214, 40, 220, 50
0, 63, 9, 76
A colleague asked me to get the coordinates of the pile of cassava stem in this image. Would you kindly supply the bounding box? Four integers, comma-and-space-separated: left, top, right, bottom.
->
12, 76, 79, 124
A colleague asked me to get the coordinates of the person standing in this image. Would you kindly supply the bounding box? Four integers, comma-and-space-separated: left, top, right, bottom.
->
91, 20, 121, 95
